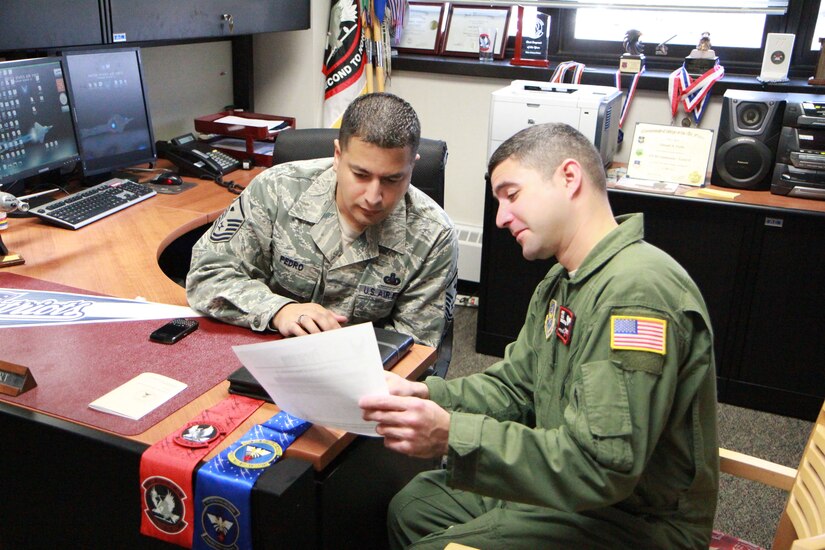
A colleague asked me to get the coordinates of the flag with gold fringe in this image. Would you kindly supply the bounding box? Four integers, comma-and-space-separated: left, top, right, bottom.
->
323, 0, 367, 128
323, 0, 408, 127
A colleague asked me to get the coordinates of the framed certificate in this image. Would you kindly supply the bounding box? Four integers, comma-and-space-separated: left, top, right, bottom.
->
626, 123, 715, 187
442, 5, 510, 60
396, 2, 445, 54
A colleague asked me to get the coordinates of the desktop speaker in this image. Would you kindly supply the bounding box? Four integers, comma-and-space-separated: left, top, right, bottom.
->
711, 90, 786, 190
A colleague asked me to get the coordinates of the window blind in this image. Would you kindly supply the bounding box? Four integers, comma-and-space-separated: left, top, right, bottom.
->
442, 0, 788, 15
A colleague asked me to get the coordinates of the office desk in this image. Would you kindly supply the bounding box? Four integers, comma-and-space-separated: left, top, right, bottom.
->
1, 172, 436, 549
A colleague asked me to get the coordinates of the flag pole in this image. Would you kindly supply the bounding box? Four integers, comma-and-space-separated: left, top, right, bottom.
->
372, 2, 384, 92
362, 2, 374, 93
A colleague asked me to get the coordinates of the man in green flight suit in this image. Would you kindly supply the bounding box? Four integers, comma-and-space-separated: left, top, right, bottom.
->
360, 122, 719, 549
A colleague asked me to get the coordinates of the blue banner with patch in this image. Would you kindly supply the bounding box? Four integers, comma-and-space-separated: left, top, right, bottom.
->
193, 411, 310, 550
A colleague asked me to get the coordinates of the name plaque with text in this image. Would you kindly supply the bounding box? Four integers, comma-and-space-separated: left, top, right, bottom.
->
0, 360, 37, 397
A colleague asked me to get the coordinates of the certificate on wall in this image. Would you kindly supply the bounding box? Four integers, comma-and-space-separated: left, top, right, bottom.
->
625, 123, 715, 187
442, 5, 510, 59
397, 2, 445, 54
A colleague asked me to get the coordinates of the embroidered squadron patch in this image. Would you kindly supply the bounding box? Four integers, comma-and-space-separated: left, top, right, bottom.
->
227, 439, 283, 469
610, 315, 667, 355
209, 201, 246, 243
200, 496, 240, 548
545, 300, 559, 339
142, 476, 188, 534
556, 306, 575, 345
174, 422, 225, 448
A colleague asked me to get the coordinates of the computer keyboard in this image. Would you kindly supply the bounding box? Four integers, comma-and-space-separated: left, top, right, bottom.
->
29, 178, 157, 230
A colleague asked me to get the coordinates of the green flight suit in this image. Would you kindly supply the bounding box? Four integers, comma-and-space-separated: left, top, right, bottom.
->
186, 158, 458, 348
390, 213, 719, 549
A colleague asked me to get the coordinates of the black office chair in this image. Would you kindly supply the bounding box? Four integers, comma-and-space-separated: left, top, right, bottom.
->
272, 128, 453, 379
272, 128, 447, 207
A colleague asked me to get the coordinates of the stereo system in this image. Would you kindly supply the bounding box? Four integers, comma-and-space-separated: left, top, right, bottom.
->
712, 90, 825, 200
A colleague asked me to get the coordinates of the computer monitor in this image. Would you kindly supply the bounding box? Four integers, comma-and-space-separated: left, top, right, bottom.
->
0, 56, 80, 196
62, 47, 156, 180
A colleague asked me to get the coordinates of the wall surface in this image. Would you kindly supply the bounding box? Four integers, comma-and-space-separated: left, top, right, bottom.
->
141, 42, 235, 140
136, 8, 728, 279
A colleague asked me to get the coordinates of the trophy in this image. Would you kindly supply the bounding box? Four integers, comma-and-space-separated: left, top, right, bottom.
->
619, 29, 645, 73
685, 32, 719, 76
809, 37, 825, 85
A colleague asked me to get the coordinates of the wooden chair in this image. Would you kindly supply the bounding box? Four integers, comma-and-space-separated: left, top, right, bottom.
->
714, 400, 825, 550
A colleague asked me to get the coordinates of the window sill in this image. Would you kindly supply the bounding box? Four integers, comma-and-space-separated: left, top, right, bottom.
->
392, 53, 825, 95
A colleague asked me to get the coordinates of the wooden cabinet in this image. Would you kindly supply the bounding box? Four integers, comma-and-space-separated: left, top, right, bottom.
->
0, 0, 103, 51
108, 0, 310, 43
477, 186, 825, 421
0, 0, 309, 52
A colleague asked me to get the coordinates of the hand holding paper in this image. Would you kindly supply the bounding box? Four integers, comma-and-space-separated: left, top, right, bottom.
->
232, 323, 389, 436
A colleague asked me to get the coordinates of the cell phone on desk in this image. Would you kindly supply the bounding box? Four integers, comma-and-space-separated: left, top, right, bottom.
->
149, 318, 199, 344
156, 133, 241, 180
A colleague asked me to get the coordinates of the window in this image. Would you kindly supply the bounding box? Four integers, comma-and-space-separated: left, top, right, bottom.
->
408, 0, 822, 78
573, 9, 767, 49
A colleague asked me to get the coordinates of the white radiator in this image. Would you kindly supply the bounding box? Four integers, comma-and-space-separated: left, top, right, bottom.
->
455, 223, 482, 283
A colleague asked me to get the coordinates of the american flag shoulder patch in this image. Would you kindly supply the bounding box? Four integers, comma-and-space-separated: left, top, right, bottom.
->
610, 315, 667, 355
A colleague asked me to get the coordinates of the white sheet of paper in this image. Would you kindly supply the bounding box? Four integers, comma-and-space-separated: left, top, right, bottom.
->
232, 323, 389, 436
213, 115, 289, 131
89, 373, 187, 420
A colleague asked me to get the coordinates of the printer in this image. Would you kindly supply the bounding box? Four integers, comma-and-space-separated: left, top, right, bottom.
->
488, 80, 623, 165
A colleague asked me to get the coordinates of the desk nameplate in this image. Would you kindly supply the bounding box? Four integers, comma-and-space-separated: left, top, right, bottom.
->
0, 360, 36, 396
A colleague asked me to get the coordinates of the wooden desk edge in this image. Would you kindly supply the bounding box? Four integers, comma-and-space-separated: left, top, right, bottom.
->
134, 343, 438, 471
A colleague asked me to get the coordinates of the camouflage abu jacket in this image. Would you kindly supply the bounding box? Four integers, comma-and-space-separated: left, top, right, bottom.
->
186, 158, 458, 348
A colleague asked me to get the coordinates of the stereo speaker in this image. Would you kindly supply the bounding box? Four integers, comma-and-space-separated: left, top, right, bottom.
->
711, 90, 786, 190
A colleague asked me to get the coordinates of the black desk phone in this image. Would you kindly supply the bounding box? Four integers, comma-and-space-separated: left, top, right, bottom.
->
156, 133, 241, 179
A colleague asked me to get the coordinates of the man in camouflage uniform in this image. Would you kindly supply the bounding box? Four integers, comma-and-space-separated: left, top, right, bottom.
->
360, 123, 719, 549
186, 93, 457, 348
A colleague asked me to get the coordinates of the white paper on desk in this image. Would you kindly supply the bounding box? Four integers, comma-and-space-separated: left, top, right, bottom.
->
88, 372, 187, 420
232, 323, 388, 436
214, 115, 290, 132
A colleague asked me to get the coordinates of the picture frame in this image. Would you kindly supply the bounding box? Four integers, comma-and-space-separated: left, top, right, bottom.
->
396, 2, 445, 55
442, 5, 510, 60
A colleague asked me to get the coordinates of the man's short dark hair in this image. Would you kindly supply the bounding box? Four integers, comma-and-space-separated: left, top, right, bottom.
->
339, 93, 421, 154
487, 123, 607, 191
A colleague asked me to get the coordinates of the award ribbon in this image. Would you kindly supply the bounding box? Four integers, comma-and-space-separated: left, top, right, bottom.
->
550, 61, 585, 84
140, 394, 265, 547
668, 63, 725, 124
614, 65, 646, 129
193, 411, 311, 550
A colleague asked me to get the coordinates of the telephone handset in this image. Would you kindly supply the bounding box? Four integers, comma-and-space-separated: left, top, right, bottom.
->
156, 133, 241, 179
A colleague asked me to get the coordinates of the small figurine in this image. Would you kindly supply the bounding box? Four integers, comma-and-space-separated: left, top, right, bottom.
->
685, 31, 719, 75
688, 32, 716, 59
623, 29, 644, 56
697, 32, 712, 52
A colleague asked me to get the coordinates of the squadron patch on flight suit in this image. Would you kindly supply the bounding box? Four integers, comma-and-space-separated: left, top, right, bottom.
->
545, 299, 559, 339
556, 306, 575, 345
209, 200, 246, 243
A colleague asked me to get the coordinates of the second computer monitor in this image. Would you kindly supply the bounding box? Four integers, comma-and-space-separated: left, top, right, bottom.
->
63, 47, 156, 179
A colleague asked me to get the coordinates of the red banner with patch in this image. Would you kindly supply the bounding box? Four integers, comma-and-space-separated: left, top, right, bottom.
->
139, 394, 263, 547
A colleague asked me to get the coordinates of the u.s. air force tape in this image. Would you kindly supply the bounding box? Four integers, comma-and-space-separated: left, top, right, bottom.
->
193, 411, 311, 550
139, 394, 264, 547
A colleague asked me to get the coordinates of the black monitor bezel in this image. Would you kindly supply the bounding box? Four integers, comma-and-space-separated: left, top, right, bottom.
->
62, 46, 157, 179
0, 55, 80, 195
